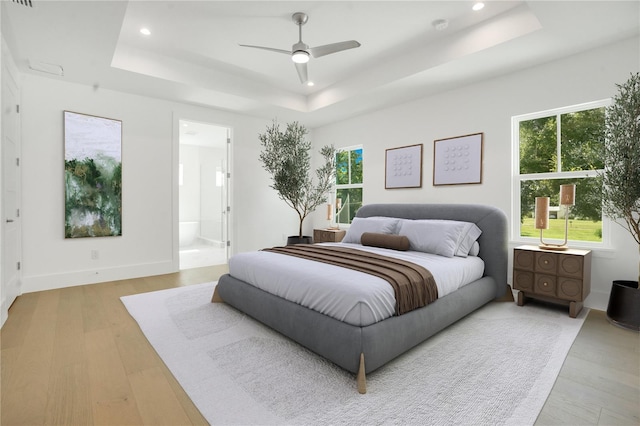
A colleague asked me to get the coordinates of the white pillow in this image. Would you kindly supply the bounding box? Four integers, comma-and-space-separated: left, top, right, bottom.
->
398, 219, 482, 258
342, 217, 401, 244
467, 241, 480, 257
454, 222, 483, 258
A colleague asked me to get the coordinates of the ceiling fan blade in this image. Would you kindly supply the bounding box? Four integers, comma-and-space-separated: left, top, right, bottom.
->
309, 40, 361, 58
295, 62, 308, 84
238, 44, 291, 55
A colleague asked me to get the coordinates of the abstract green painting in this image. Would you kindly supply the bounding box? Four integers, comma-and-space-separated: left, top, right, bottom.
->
64, 111, 122, 238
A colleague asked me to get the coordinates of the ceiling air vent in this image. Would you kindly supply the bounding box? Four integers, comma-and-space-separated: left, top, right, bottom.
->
12, 0, 33, 7
28, 60, 64, 76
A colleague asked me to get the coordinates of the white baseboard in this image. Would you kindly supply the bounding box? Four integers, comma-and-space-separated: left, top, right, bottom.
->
1, 299, 8, 328
585, 290, 609, 312
21, 261, 177, 294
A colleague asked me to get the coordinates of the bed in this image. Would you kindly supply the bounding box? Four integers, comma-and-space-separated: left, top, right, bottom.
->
212, 203, 508, 393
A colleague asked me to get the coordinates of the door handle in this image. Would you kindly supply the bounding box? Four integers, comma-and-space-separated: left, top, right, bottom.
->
6, 219, 14, 223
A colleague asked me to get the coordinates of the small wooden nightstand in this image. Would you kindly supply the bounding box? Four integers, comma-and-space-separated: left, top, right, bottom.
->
513, 245, 592, 318
313, 228, 346, 243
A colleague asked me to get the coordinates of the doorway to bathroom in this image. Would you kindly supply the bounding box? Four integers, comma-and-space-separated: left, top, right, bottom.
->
178, 120, 230, 269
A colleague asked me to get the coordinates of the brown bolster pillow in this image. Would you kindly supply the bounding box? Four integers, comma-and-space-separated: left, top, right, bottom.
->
360, 232, 410, 251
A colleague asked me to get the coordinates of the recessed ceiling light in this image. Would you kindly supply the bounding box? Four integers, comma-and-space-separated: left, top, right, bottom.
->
472, 2, 485, 11
432, 19, 449, 31
307, 81, 315, 87
140, 28, 151, 36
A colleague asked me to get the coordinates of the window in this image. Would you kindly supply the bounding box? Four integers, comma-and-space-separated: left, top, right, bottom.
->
513, 100, 608, 245
335, 146, 363, 225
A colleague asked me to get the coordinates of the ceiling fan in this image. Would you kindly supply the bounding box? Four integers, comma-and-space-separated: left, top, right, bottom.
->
239, 12, 361, 84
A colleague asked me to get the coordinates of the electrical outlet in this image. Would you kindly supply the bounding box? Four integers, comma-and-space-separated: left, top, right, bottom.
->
91, 250, 99, 260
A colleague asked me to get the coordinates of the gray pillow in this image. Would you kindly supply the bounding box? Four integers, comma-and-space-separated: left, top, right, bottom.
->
342, 217, 401, 244
398, 219, 482, 258
454, 222, 482, 257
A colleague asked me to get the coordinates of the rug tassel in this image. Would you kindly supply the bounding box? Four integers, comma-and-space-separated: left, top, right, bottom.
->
357, 353, 367, 394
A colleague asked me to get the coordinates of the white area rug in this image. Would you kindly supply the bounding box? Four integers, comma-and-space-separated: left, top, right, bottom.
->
121, 282, 587, 425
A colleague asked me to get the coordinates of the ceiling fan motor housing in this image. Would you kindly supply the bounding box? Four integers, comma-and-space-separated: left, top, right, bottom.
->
292, 12, 309, 26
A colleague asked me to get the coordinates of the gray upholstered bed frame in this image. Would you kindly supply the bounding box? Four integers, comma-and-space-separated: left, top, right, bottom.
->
213, 203, 508, 393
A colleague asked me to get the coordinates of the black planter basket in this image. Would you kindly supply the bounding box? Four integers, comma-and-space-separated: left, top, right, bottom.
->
286, 236, 313, 245
606, 280, 640, 331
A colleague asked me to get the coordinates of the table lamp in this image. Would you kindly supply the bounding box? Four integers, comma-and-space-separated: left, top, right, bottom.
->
326, 203, 333, 228
535, 184, 575, 250
329, 198, 343, 230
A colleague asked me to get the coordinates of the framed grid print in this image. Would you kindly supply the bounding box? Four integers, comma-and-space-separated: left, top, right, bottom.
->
433, 133, 483, 186
385, 143, 423, 189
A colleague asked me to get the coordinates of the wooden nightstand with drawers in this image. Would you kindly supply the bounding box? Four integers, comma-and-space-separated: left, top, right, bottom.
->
513, 245, 592, 318
313, 228, 346, 243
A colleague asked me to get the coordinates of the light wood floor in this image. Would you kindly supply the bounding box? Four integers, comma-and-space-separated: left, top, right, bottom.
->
1, 267, 638, 425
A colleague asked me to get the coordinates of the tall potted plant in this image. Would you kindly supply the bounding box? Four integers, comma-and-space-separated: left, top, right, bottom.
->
601, 72, 640, 330
259, 120, 336, 244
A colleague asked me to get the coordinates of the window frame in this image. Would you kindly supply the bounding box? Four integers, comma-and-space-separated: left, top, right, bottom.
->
511, 99, 611, 249
335, 144, 363, 226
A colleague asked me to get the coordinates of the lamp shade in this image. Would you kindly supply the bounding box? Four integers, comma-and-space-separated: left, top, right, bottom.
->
560, 184, 576, 206
535, 197, 550, 230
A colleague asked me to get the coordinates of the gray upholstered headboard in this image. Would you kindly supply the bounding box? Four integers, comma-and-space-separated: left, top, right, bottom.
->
356, 203, 508, 297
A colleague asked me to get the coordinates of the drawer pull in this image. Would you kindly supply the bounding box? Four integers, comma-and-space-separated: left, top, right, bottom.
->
543, 282, 548, 287
544, 260, 549, 264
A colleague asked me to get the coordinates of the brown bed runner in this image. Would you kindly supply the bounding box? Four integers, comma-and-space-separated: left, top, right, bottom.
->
262, 245, 438, 315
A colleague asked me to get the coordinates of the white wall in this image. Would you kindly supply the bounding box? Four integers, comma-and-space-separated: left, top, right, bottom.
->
0, 22, 5, 324
20, 75, 295, 293
311, 37, 640, 310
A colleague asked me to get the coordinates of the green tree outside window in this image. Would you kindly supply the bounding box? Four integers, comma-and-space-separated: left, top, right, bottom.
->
335, 147, 363, 224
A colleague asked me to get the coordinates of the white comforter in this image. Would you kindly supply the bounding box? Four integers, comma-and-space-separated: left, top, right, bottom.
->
228, 242, 484, 327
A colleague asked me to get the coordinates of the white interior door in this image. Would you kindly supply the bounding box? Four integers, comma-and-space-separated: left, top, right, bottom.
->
1, 41, 22, 326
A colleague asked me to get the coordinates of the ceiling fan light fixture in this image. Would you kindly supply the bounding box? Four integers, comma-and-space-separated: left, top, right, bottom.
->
292, 50, 310, 64
240, 12, 360, 84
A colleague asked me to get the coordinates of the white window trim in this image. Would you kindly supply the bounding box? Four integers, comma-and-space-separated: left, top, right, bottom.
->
511, 99, 612, 250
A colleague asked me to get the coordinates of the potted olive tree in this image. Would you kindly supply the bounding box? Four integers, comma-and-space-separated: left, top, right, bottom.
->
259, 120, 336, 244
602, 72, 640, 330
